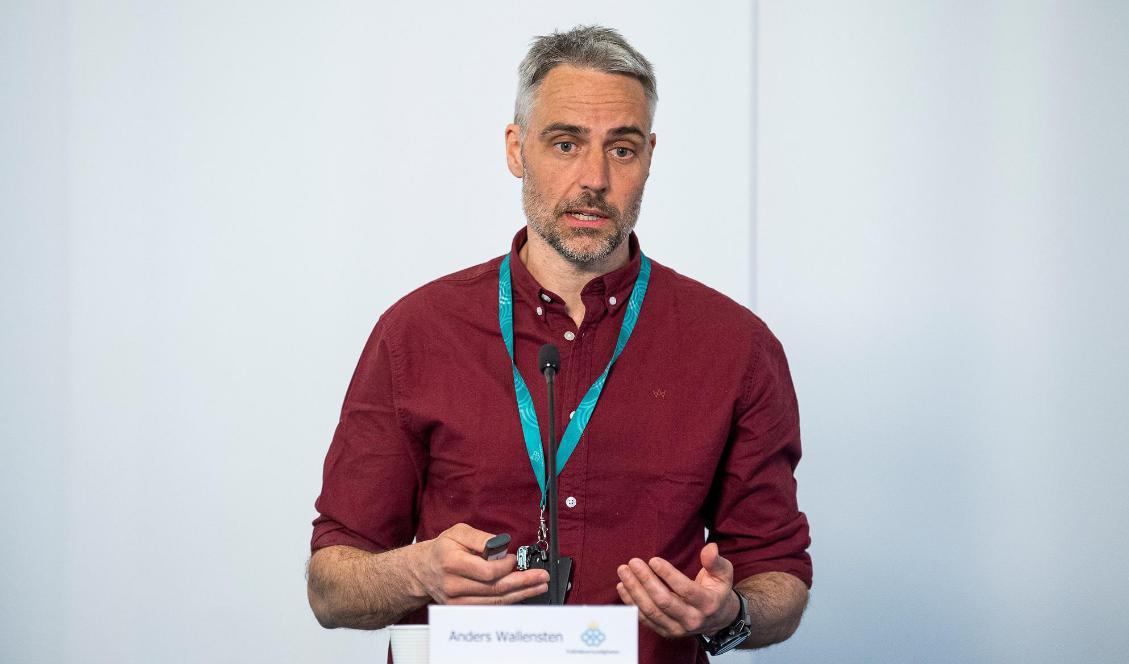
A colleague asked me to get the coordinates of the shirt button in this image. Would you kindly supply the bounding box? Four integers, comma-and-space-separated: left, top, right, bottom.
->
565, 496, 577, 508
608, 296, 617, 306
569, 410, 575, 420
540, 293, 552, 303
563, 331, 576, 341
536, 306, 543, 316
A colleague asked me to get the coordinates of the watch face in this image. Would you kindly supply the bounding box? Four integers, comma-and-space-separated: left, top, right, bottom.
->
704, 629, 750, 656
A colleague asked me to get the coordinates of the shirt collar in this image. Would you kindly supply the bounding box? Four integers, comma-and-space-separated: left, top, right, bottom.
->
507, 227, 643, 319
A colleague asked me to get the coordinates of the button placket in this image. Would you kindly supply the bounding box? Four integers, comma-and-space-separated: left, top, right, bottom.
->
560, 317, 594, 583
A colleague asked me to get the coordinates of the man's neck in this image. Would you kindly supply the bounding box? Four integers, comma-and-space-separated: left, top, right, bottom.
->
519, 230, 630, 328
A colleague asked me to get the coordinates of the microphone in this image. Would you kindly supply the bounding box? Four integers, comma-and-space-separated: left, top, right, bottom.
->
539, 343, 562, 604
538, 343, 560, 377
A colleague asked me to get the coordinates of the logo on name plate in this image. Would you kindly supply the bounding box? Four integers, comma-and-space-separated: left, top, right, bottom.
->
580, 621, 606, 647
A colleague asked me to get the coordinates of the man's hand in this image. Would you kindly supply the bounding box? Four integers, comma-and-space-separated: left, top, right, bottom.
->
615, 542, 740, 639
307, 524, 549, 630
413, 523, 549, 605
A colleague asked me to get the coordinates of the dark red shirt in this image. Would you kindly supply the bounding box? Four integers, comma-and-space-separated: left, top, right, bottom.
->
312, 229, 811, 663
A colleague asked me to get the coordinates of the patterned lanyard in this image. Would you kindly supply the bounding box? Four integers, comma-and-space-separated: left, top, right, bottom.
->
498, 252, 652, 504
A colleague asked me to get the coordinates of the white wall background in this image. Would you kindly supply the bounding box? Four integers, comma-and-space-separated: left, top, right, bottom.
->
756, 1, 1129, 662
2, 1, 754, 662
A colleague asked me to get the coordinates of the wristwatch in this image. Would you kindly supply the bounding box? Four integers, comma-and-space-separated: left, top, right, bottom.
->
697, 589, 751, 656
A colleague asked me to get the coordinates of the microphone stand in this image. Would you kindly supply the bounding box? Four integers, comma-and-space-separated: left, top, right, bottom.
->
544, 366, 561, 605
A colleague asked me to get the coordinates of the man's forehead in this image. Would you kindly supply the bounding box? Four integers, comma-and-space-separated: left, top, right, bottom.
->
531, 65, 650, 130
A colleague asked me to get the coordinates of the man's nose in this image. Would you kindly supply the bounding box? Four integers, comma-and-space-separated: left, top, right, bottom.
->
578, 147, 610, 194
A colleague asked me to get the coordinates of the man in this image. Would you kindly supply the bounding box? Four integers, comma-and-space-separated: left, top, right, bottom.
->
308, 26, 811, 663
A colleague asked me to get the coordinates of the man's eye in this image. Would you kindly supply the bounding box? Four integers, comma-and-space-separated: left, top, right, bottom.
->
612, 147, 635, 159
556, 142, 575, 153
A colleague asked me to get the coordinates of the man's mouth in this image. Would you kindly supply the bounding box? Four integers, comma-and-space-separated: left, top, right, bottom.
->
564, 208, 610, 223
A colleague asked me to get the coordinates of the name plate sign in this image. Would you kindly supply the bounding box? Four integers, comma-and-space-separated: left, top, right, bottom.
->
429, 605, 637, 663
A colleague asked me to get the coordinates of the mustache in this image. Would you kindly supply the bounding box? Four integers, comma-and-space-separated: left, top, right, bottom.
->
555, 193, 619, 219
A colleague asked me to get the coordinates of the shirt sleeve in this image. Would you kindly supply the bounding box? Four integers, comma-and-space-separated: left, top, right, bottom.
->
311, 316, 424, 554
708, 329, 813, 588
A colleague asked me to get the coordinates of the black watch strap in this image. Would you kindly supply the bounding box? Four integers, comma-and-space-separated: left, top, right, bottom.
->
697, 589, 751, 656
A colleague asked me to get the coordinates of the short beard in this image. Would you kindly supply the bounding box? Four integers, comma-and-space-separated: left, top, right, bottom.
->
521, 159, 643, 266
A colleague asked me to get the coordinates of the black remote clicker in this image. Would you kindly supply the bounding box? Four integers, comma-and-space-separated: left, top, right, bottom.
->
482, 533, 512, 561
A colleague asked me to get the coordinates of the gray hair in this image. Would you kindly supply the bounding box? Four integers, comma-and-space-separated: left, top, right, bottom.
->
514, 25, 657, 131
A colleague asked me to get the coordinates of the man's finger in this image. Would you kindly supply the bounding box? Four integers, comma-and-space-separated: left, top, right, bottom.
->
493, 580, 550, 604
647, 557, 708, 604
616, 581, 633, 606
638, 611, 675, 639
627, 558, 698, 625
442, 523, 499, 553
443, 548, 516, 583
617, 562, 685, 636
449, 567, 547, 603
447, 580, 550, 606
618, 583, 676, 639
699, 542, 734, 582
619, 564, 681, 634
440, 568, 547, 599
490, 568, 551, 595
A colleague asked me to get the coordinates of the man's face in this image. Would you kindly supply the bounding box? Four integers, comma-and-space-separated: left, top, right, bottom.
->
506, 65, 657, 266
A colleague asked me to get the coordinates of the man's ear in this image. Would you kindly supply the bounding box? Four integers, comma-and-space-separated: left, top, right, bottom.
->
505, 124, 524, 178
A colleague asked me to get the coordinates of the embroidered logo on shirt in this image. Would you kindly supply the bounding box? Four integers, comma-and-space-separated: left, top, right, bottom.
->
651, 388, 667, 399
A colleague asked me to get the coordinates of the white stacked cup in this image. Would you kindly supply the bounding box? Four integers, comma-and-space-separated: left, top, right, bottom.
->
388, 625, 429, 663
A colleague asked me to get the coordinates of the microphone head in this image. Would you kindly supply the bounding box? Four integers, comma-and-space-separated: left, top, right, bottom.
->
538, 343, 561, 375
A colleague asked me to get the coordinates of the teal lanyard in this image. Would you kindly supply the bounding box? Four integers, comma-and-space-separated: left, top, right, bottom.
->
498, 252, 652, 504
